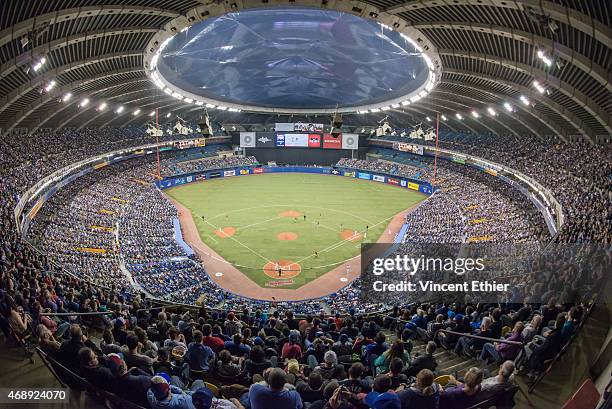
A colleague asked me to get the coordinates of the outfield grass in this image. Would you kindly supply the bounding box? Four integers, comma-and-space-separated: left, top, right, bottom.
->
165, 173, 425, 289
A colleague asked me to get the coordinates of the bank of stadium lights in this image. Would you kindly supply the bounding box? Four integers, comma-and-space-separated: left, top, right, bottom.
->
471, 110, 480, 118
166, 113, 171, 118
149, 111, 155, 117
228, 108, 241, 112
455, 113, 463, 120
205, 103, 216, 109
97, 102, 107, 111
426, 117, 432, 122
61, 92, 72, 102
164, 88, 173, 96
504, 102, 514, 112
44, 80, 56, 92
520, 95, 530, 105
401, 100, 410, 106
32, 56, 46, 72
183, 98, 193, 104
391, 103, 400, 109
381, 106, 391, 111
133, 109, 140, 116
115, 106, 124, 114
487, 107, 497, 116
536, 49, 553, 67
441, 115, 447, 121
217, 106, 227, 111
532, 80, 546, 94
194, 101, 204, 106
79, 98, 90, 107
370, 108, 381, 113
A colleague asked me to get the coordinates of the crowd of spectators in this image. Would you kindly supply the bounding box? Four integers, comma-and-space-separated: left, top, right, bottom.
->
378, 132, 611, 244
0, 126, 608, 408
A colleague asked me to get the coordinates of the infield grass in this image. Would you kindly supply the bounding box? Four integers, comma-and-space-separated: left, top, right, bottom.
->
165, 173, 425, 289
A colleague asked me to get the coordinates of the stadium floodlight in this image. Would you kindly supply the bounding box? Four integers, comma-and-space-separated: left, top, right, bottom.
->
79, 98, 89, 107
503, 102, 514, 112
532, 80, 545, 94
360, 128, 366, 133
401, 100, 410, 106
228, 107, 240, 112
205, 103, 216, 108
370, 108, 381, 113
133, 109, 140, 116
441, 115, 447, 121
194, 101, 204, 106
115, 106, 124, 114
164, 88, 173, 95
426, 117, 432, 121
455, 113, 463, 120
44, 80, 56, 92
166, 112, 171, 118
391, 103, 400, 108
149, 111, 155, 117
217, 106, 227, 110
536, 49, 552, 67
381, 106, 391, 111
62, 92, 72, 102
471, 111, 480, 118
487, 107, 497, 116
98, 102, 107, 111
183, 98, 193, 103
520, 95, 530, 105
33, 57, 46, 72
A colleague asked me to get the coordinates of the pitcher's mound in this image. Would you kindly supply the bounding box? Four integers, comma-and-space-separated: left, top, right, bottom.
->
277, 232, 298, 241
341, 229, 363, 241
279, 209, 303, 218
263, 259, 301, 278
214, 227, 236, 238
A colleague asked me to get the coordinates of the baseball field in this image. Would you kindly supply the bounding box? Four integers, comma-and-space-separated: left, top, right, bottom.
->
165, 173, 425, 290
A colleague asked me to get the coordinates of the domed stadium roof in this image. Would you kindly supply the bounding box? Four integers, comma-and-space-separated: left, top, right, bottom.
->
155, 7, 430, 111
0, 0, 609, 141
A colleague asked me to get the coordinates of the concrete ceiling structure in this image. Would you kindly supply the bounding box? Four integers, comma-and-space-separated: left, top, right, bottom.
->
0, 0, 609, 142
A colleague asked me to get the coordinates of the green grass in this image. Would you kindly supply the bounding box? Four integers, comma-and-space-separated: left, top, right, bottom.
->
165, 173, 425, 289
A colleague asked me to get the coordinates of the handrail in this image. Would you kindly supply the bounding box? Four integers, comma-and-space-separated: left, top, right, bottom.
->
436, 329, 523, 347
39, 311, 115, 317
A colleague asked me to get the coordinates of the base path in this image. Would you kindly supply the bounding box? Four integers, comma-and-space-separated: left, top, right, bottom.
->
169, 198, 417, 301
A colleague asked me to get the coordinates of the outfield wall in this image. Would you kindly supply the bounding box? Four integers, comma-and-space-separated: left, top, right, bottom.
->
154, 165, 434, 195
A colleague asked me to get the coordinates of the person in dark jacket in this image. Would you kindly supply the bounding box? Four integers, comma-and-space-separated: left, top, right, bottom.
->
398, 369, 441, 409
78, 347, 113, 390
527, 313, 566, 372
405, 341, 438, 377
107, 353, 152, 408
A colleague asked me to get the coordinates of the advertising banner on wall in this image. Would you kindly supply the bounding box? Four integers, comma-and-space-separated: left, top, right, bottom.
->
343, 171, 356, 177
294, 122, 324, 132
394, 142, 423, 155
276, 123, 324, 132
342, 133, 359, 150
323, 134, 342, 149
373, 174, 385, 182
275, 123, 294, 132
239, 169, 250, 175
407, 182, 419, 190
388, 178, 400, 185
223, 170, 236, 177
308, 134, 321, 148
255, 134, 275, 147
275, 134, 285, 147
253, 167, 264, 174
358, 172, 371, 180
282, 133, 310, 147
240, 132, 256, 147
